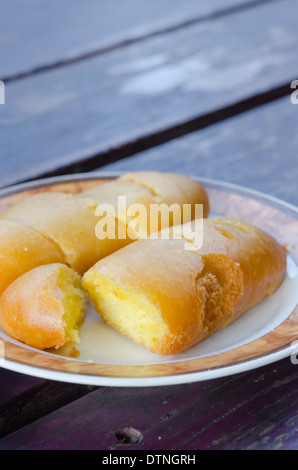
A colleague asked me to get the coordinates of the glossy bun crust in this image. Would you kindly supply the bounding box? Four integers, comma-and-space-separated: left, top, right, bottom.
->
0, 172, 210, 351
0, 172, 210, 275
0, 219, 62, 297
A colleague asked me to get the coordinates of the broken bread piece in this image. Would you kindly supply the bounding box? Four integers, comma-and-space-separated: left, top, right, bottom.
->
0, 263, 88, 350
82, 218, 287, 355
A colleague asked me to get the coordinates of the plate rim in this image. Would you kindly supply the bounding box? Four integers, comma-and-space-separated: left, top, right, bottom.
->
1, 345, 295, 387
0, 171, 297, 387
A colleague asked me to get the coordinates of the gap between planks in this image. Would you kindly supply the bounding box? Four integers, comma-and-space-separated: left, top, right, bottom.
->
0, 379, 96, 439
3, 80, 293, 188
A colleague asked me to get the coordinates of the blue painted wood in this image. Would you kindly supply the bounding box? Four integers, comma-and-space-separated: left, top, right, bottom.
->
0, 0, 297, 188
100, 96, 298, 207
0, 0, 270, 80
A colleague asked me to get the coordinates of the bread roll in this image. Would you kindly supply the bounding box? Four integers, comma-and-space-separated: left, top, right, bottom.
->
0, 263, 88, 350
0, 192, 128, 274
0, 172, 209, 275
0, 220, 63, 297
79, 179, 155, 209
118, 171, 210, 218
80, 171, 209, 234
82, 218, 287, 355
79, 179, 157, 238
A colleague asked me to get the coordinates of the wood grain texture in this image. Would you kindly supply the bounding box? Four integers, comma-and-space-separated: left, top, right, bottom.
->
101, 96, 298, 207
0, 368, 43, 406
0, 0, 276, 80
0, 368, 94, 438
0, 0, 297, 188
1, 359, 298, 450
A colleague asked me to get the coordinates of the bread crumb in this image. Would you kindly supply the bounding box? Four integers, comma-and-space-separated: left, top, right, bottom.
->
69, 346, 80, 358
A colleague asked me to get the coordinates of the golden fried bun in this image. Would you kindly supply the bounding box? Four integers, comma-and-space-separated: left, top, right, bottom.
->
83, 218, 286, 355
0, 219, 63, 297
0, 173, 209, 275
119, 171, 210, 218
0, 192, 128, 274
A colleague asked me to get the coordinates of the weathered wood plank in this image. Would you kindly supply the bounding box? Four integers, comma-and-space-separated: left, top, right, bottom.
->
0, 0, 276, 80
0, 368, 94, 438
0, 358, 297, 450
0, 0, 296, 188
0, 368, 43, 406
100, 95, 298, 207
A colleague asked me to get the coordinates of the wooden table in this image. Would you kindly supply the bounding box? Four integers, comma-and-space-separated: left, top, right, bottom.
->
0, 0, 298, 450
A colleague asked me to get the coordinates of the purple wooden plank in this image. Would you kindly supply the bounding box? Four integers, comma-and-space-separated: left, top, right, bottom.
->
0, 367, 94, 438
0, 368, 43, 405
0, 358, 297, 450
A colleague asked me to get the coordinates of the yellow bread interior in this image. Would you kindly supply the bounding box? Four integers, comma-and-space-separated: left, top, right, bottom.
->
56, 266, 89, 345
0, 263, 88, 350
84, 272, 170, 352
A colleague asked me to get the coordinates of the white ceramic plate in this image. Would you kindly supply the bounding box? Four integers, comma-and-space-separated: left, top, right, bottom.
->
0, 173, 297, 387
